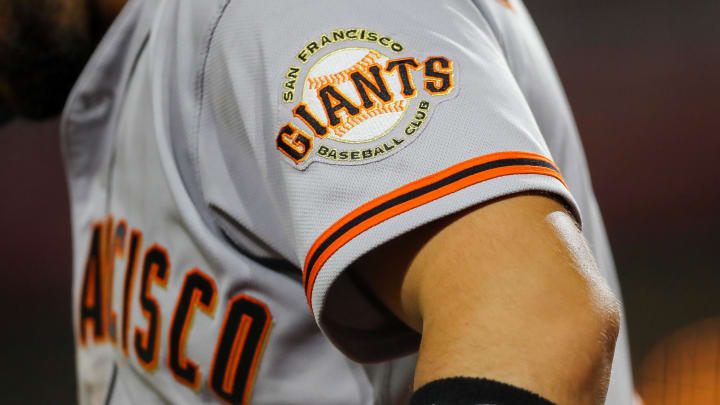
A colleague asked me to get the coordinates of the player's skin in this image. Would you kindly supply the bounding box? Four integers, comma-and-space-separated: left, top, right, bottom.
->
2, 1, 621, 404
352, 194, 621, 404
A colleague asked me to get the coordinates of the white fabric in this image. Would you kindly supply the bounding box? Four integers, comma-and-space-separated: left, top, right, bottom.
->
61, 0, 634, 403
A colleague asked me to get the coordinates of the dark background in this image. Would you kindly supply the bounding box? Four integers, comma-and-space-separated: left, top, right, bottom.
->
1, 0, 718, 403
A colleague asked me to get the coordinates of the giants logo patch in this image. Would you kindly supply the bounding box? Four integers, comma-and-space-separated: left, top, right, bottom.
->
276, 29, 457, 169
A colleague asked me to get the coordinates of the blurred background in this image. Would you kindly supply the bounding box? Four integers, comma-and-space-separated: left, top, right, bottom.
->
1, 0, 718, 403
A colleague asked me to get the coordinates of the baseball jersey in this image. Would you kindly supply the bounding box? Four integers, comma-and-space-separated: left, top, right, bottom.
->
62, 0, 634, 403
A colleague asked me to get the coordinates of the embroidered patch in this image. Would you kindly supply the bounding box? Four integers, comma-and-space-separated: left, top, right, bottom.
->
276, 29, 457, 169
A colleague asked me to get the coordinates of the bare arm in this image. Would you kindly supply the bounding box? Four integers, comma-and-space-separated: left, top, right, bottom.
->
351, 194, 620, 404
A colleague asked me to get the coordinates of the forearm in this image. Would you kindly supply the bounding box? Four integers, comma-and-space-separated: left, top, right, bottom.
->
413, 284, 618, 404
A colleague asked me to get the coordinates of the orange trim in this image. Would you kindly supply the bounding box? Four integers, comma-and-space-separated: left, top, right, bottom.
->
239, 297, 272, 405
349, 63, 394, 109
134, 244, 170, 372
121, 229, 142, 357
101, 215, 113, 344
306, 49, 381, 90
423, 56, 455, 96
302, 151, 567, 309
317, 83, 361, 130
276, 123, 313, 164
208, 294, 273, 405
78, 221, 107, 346
385, 57, 421, 99
108, 218, 126, 345
167, 269, 218, 391
293, 103, 328, 138
224, 315, 252, 393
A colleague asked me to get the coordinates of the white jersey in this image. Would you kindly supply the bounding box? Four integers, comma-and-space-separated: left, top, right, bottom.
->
62, 0, 634, 403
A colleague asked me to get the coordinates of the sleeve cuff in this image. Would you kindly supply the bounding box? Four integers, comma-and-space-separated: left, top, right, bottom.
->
303, 151, 580, 362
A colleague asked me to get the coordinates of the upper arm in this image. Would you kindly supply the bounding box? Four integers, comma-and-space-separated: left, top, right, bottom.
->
352, 193, 620, 402
351, 193, 616, 334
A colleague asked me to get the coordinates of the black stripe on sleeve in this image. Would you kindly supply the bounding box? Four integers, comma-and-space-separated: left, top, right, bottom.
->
303, 157, 557, 288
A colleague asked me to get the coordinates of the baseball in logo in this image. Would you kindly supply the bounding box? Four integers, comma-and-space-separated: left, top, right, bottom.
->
277, 29, 457, 168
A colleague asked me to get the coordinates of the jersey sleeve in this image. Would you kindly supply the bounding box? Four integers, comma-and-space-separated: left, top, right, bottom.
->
196, 0, 581, 362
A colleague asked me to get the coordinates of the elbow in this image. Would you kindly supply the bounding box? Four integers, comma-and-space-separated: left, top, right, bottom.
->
600, 291, 622, 353
528, 259, 622, 404
591, 277, 622, 362
565, 281, 622, 403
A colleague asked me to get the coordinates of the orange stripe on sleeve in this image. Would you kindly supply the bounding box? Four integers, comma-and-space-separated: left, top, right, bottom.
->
302, 151, 567, 310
